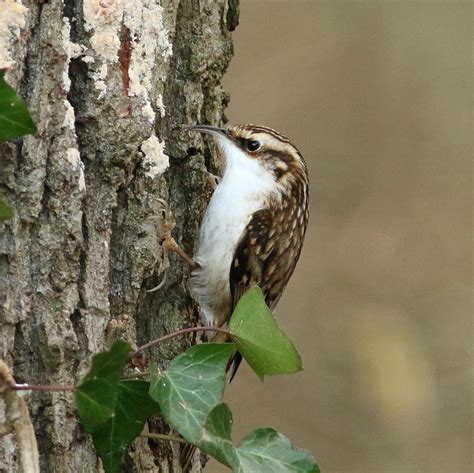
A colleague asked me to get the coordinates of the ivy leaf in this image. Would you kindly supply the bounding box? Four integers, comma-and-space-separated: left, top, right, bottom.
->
149, 343, 235, 444
229, 287, 302, 379
199, 403, 238, 467
75, 341, 160, 473
236, 428, 319, 473
75, 340, 130, 430
92, 380, 160, 473
0, 196, 13, 223
199, 403, 319, 473
0, 71, 36, 141
149, 342, 316, 471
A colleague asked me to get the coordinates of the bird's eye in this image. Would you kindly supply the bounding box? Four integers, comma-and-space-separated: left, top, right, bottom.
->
246, 140, 261, 152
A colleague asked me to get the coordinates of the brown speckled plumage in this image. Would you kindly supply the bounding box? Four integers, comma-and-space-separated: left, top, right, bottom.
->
225, 124, 309, 313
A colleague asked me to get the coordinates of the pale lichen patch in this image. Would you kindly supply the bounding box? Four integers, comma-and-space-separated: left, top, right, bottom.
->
62, 100, 75, 130
123, 1, 172, 121
141, 102, 156, 124
155, 94, 166, 118
0, 1, 28, 70
90, 63, 109, 99
66, 148, 86, 191
83, 0, 122, 59
141, 134, 169, 179
81, 0, 172, 117
61, 18, 84, 61
83, 0, 123, 95
81, 55, 95, 64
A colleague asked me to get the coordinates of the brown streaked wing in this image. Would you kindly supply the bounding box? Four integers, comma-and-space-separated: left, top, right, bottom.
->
230, 208, 270, 312
229, 204, 304, 315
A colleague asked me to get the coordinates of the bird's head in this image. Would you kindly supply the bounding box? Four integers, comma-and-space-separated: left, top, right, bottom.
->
186, 124, 308, 199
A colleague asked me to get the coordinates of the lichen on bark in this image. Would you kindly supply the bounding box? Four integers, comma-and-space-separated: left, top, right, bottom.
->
0, 0, 238, 471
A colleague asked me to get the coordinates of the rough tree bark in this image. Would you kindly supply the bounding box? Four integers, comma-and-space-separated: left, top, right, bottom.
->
0, 0, 238, 471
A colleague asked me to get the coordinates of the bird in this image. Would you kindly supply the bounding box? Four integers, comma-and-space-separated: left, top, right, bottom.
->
167, 124, 309, 470
188, 124, 310, 375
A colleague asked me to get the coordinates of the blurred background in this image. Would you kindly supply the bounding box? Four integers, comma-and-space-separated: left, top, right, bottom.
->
209, 1, 472, 472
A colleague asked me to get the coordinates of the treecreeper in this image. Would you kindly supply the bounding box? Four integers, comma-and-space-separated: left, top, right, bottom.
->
158, 124, 309, 379
154, 123, 309, 469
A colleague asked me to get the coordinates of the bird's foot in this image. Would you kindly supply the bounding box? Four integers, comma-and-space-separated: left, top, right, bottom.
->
148, 199, 199, 293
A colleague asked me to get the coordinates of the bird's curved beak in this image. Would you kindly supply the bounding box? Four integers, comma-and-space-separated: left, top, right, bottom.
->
184, 125, 229, 139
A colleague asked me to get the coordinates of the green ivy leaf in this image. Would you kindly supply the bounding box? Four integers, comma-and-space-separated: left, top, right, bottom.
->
92, 380, 160, 473
229, 287, 302, 379
0, 196, 13, 223
149, 343, 235, 444
0, 71, 36, 141
75, 341, 159, 473
200, 403, 319, 473
236, 428, 319, 473
199, 403, 238, 467
75, 340, 130, 430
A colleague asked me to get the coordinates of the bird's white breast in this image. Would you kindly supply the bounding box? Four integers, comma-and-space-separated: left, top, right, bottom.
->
192, 140, 276, 326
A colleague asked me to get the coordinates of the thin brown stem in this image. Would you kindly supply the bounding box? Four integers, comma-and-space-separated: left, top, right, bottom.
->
10, 384, 75, 392
131, 326, 230, 358
140, 432, 188, 445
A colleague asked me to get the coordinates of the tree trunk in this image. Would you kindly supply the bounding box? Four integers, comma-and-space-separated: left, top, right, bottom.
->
0, 0, 238, 471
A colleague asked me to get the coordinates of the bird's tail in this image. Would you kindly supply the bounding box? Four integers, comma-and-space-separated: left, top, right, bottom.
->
180, 443, 200, 472
227, 351, 242, 382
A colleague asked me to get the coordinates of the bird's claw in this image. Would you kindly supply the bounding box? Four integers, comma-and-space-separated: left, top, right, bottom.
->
156, 198, 176, 236
146, 270, 168, 293
147, 198, 174, 293
148, 199, 198, 293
